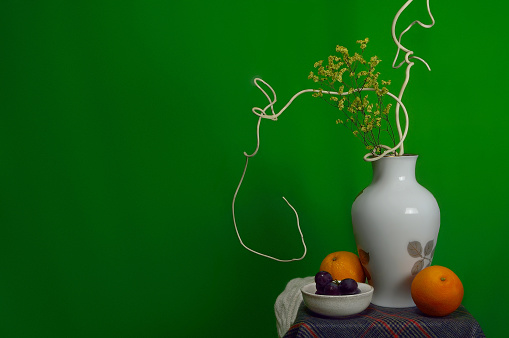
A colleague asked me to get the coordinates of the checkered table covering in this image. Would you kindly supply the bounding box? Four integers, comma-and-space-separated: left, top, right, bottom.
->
284, 302, 485, 337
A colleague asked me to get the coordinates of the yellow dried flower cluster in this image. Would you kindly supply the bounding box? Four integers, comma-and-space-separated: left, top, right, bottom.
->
308, 38, 396, 155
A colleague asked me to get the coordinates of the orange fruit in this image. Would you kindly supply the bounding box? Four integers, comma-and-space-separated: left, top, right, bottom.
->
411, 265, 464, 317
319, 251, 365, 283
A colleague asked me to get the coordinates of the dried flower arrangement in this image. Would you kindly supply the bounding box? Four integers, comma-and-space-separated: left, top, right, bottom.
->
233, 0, 435, 261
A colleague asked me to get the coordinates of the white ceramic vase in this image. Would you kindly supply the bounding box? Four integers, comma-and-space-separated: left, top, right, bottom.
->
351, 155, 440, 308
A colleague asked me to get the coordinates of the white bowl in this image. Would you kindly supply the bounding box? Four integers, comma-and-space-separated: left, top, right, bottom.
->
301, 282, 374, 317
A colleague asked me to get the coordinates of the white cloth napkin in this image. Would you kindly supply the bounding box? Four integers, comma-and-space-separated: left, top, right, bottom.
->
274, 276, 314, 337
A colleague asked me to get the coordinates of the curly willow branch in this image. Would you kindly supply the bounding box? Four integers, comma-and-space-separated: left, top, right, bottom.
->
232, 0, 435, 262
232, 79, 409, 262
391, 0, 435, 155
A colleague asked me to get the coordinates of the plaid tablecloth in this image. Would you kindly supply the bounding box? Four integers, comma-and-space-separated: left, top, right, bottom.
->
284, 302, 485, 338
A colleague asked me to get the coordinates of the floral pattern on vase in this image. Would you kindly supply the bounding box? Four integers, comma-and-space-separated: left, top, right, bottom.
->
358, 248, 372, 281
408, 240, 435, 275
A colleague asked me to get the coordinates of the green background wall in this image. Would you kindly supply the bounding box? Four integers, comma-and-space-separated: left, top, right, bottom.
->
1, 1, 506, 337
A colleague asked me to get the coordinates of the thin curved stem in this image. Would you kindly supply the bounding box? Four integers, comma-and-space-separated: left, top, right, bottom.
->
232, 154, 307, 262
232, 78, 410, 262
391, 0, 435, 155
251, 78, 408, 161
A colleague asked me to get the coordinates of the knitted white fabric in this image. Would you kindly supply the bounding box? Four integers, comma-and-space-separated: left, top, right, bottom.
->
274, 276, 314, 337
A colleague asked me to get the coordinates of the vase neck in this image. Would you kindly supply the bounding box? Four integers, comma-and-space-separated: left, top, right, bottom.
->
371, 155, 418, 184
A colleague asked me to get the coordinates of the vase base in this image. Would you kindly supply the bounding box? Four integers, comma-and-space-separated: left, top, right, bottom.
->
371, 297, 416, 308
